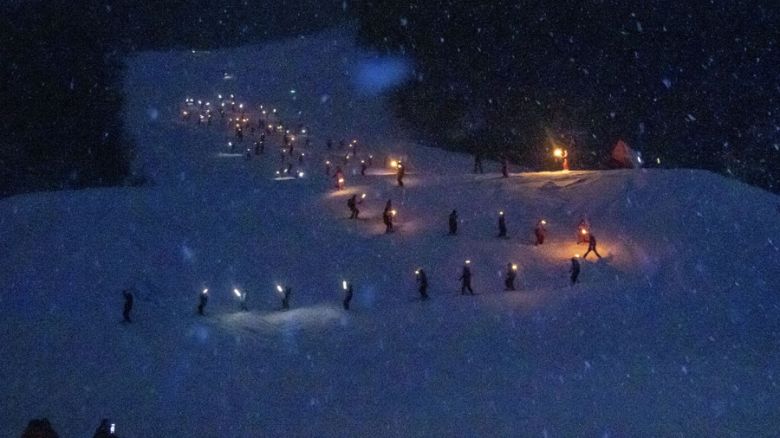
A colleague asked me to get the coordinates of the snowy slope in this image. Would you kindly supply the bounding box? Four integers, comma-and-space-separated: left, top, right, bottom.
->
2, 27, 780, 437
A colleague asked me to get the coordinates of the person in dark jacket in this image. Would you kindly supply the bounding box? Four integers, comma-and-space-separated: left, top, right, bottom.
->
448, 210, 458, 235
501, 156, 509, 178
505, 263, 517, 291
534, 220, 547, 245
415, 269, 429, 300
360, 160, 368, 176
583, 233, 602, 259
570, 257, 581, 285
122, 289, 133, 323
459, 261, 474, 295
347, 194, 360, 219
396, 163, 406, 187
342, 281, 353, 310
21, 418, 59, 438
197, 288, 208, 316
498, 211, 508, 238
277, 285, 291, 310
382, 206, 394, 233
473, 152, 484, 174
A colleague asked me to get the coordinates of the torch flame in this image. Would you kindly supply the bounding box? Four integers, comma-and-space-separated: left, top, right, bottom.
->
342, 280, 348, 291
553, 148, 563, 158
512, 264, 518, 271
581, 229, 588, 234
202, 288, 208, 294
276, 285, 283, 293
233, 288, 241, 298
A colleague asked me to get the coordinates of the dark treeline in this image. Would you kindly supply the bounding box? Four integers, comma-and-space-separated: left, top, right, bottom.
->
0, 0, 345, 198
355, 1, 779, 192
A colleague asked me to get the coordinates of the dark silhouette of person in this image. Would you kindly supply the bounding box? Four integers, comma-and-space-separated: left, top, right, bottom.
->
505, 263, 517, 291
583, 234, 602, 259
498, 212, 507, 238
122, 289, 133, 323
460, 263, 474, 295
282, 287, 291, 310
535, 220, 547, 245
347, 195, 359, 219
473, 152, 484, 174
448, 210, 458, 235
501, 156, 509, 178
397, 163, 405, 187
570, 257, 581, 285
197, 290, 208, 316
343, 282, 353, 310
92, 418, 118, 438
416, 269, 429, 300
383, 208, 394, 233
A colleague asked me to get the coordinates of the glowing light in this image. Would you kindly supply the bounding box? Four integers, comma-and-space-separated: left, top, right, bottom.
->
202, 288, 209, 294
297, 171, 305, 178
342, 280, 348, 291
290, 135, 296, 142
338, 177, 344, 184
239, 103, 243, 109
499, 211, 504, 216
553, 148, 563, 158
415, 269, 420, 275
233, 288, 242, 298
581, 229, 588, 235
110, 424, 115, 434
389, 160, 398, 168
301, 129, 307, 134
218, 94, 222, 99
511, 264, 518, 271
391, 209, 397, 216
276, 284, 283, 293
325, 160, 331, 165
541, 220, 547, 225
574, 254, 580, 258
361, 193, 366, 199
465, 259, 471, 265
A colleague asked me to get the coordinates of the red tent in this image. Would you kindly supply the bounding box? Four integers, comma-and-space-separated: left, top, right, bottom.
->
610, 139, 642, 168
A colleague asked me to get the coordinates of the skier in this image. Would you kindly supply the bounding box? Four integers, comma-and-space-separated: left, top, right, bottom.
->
501, 156, 509, 178
396, 162, 406, 187
382, 205, 394, 233
235, 126, 243, 142
281, 286, 291, 310
253, 141, 261, 155
505, 263, 517, 291
298, 152, 305, 164
582, 233, 602, 259
415, 269, 429, 300
448, 209, 458, 235
347, 194, 360, 219
244, 149, 252, 161
570, 256, 581, 285
197, 288, 208, 316
325, 160, 332, 176
534, 219, 547, 245
237, 289, 248, 311
459, 261, 474, 295
360, 160, 368, 176
342, 281, 353, 310
122, 289, 133, 323
334, 167, 345, 190
498, 211, 508, 238
473, 151, 484, 174
577, 218, 590, 244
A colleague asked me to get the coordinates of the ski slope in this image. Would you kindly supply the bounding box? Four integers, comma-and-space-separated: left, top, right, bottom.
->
2, 27, 780, 437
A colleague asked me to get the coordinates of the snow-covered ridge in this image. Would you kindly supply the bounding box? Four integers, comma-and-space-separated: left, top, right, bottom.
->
2, 27, 779, 437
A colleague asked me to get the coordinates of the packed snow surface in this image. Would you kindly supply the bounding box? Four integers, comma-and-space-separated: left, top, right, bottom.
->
2, 28, 779, 437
